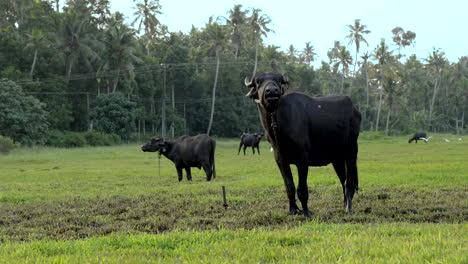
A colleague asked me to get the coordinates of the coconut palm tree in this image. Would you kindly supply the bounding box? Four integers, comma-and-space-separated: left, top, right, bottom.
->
330, 42, 353, 94
247, 8, 273, 77
131, 0, 162, 54
301, 41, 317, 66
98, 18, 142, 93
372, 38, 393, 131
205, 19, 228, 135
55, 10, 99, 83
346, 19, 370, 76
425, 48, 448, 130
24, 29, 50, 76
218, 4, 247, 58
360, 52, 371, 106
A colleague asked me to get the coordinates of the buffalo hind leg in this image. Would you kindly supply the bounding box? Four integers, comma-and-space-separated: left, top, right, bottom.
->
345, 158, 358, 213
332, 160, 347, 208
276, 161, 301, 215
296, 165, 311, 218
202, 164, 213, 181
185, 167, 192, 181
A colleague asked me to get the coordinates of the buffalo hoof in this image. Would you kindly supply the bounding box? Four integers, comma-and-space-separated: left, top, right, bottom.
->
303, 210, 312, 218
289, 208, 302, 215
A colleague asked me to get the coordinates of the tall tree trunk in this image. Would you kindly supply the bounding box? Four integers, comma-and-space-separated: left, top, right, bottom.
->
66, 58, 73, 83
55, 0, 60, 12
365, 68, 369, 106
170, 82, 175, 138
428, 77, 440, 130
375, 88, 383, 131
207, 52, 220, 135
385, 104, 392, 136
30, 49, 38, 76
340, 73, 345, 94
161, 67, 167, 138
112, 69, 120, 93
252, 37, 258, 77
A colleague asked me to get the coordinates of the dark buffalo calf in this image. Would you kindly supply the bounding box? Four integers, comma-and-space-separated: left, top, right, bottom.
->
238, 132, 264, 155
408, 132, 427, 143
141, 134, 216, 181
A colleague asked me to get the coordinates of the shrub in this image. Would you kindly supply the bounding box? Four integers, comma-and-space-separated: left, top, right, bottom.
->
62, 132, 86, 148
0, 78, 49, 145
46, 131, 86, 148
89, 93, 136, 140
0, 135, 19, 154
84, 131, 121, 146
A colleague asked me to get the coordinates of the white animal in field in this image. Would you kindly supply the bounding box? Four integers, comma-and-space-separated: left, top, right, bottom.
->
459, 138, 462, 141
445, 138, 450, 142
420, 136, 432, 142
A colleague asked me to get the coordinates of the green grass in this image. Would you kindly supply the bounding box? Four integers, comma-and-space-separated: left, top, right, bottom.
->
0, 134, 467, 262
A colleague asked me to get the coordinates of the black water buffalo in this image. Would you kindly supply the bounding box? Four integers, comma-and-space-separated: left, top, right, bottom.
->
238, 132, 264, 155
245, 72, 361, 217
408, 132, 428, 143
141, 134, 216, 181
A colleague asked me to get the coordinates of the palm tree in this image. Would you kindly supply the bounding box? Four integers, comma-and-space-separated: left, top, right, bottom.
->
426, 48, 448, 130
98, 19, 142, 93
330, 42, 352, 94
218, 4, 247, 58
247, 8, 274, 77
360, 52, 371, 106
287, 44, 298, 64
205, 19, 228, 135
346, 19, 370, 76
131, 0, 162, 54
24, 29, 49, 76
301, 41, 317, 66
55, 10, 99, 83
372, 38, 393, 131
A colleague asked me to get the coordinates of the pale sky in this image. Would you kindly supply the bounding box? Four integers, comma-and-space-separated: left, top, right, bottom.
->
111, 0, 467, 67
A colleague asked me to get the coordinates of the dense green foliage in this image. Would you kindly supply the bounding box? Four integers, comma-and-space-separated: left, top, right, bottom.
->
89, 92, 136, 140
0, 136, 466, 262
0, 135, 19, 154
46, 130, 121, 147
0, 78, 49, 145
0, 1, 466, 144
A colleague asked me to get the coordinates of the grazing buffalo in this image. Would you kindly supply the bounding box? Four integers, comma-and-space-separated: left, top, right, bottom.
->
238, 132, 264, 155
141, 134, 216, 181
245, 72, 361, 217
408, 132, 428, 143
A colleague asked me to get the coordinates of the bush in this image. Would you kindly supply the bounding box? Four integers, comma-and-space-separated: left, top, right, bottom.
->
0, 78, 49, 145
46, 131, 85, 148
84, 131, 121, 146
0, 135, 19, 154
46, 131, 122, 148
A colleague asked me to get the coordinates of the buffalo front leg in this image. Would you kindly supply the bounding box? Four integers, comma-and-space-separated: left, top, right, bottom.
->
296, 165, 311, 218
185, 167, 192, 181
176, 167, 183, 182
276, 161, 301, 215
332, 160, 347, 208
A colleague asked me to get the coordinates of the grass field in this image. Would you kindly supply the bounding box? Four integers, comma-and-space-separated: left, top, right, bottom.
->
0, 133, 467, 263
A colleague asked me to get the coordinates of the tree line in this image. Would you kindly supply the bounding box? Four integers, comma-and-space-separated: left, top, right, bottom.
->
0, 0, 466, 145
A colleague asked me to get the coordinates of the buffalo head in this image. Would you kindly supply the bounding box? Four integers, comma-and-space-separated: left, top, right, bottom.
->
141, 136, 167, 153
245, 72, 289, 112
